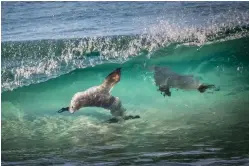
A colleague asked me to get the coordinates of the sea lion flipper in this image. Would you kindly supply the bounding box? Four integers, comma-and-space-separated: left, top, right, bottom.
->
57, 107, 69, 113
158, 85, 171, 97
106, 115, 140, 123
198, 84, 216, 93
105, 68, 121, 84
106, 117, 120, 123
124, 115, 140, 120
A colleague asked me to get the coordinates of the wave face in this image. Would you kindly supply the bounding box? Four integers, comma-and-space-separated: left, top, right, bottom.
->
2, 2, 249, 165
2, 37, 249, 165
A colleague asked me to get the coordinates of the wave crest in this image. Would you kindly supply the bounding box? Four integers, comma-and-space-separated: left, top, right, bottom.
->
2, 15, 249, 91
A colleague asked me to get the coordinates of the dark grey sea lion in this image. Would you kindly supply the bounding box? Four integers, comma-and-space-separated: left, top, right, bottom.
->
151, 66, 217, 97
58, 68, 140, 122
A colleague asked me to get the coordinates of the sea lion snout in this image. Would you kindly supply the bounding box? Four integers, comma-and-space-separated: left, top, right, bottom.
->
69, 107, 75, 114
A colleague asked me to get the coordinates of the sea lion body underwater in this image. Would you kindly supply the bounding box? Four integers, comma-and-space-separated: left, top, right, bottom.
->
58, 68, 139, 122
151, 66, 218, 97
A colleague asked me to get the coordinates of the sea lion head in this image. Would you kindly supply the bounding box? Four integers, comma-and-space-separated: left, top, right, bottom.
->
69, 99, 85, 114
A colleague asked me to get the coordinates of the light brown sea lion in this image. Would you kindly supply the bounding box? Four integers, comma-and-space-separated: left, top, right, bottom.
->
58, 68, 140, 122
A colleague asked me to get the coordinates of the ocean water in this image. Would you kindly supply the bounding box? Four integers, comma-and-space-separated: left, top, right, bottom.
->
1, 1, 249, 165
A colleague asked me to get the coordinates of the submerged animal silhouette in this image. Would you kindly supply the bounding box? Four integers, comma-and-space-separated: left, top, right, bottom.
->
151, 66, 218, 97
58, 68, 140, 122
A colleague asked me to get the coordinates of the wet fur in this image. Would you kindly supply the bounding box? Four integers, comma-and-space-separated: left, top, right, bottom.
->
68, 68, 124, 115
58, 68, 140, 121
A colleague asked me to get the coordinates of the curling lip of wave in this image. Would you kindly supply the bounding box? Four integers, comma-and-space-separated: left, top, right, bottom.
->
1, 23, 249, 92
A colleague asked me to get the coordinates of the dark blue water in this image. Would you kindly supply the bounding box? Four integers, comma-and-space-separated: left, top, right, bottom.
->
2, 2, 249, 166
2, 1, 249, 41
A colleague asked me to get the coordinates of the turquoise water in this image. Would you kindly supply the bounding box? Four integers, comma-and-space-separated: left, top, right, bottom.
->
2, 38, 249, 165
2, 2, 249, 165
